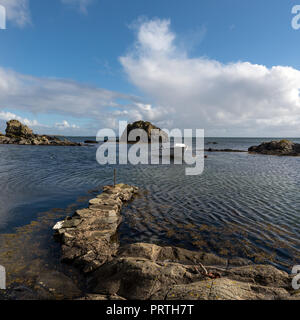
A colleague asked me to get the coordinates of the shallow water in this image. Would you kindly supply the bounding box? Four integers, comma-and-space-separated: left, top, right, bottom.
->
0, 137, 299, 287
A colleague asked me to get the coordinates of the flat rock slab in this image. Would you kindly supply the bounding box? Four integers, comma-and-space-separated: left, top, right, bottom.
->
88, 242, 296, 300
53, 184, 138, 273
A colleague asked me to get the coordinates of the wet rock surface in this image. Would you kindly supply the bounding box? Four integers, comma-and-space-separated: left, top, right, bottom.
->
53, 185, 299, 300
248, 140, 300, 156
54, 184, 139, 273
88, 243, 296, 300
0, 269, 82, 300
0, 120, 82, 146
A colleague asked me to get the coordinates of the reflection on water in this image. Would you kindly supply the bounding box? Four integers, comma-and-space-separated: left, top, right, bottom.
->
0, 137, 299, 292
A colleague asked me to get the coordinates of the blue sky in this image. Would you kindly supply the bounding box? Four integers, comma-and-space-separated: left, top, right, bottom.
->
0, 0, 300, 136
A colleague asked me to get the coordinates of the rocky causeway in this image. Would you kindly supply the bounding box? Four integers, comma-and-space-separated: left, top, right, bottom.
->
52, 184, 300, 300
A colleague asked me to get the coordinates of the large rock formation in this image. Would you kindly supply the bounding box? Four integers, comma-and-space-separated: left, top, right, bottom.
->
248, 140, 300, 156
6, 120, 33, 138
0, 120, 82, 146
121, 120, 169, 143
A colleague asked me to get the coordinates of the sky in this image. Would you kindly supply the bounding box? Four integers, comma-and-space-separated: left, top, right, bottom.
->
0, 0, 300, 136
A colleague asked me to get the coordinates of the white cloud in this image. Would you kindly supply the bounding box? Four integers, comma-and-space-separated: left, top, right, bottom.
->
55, 120, 79, 129
120, 18, 300, 136
0, 67, 138, 120
61, 0, 94, 14
0, 66, 152, 134
0, 0, 31, 27
0, 111, 41, 127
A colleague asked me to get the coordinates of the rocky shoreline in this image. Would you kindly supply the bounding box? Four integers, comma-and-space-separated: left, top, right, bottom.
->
53, 184, 299, 300
205, 148, 247, 153
0, 120, 82, 146
248, 140, 300, 156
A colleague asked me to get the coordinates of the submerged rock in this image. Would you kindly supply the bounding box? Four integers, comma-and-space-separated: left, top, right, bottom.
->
248, 140, 300, 156
0, 120, 82, 146
120, 120, 169, 143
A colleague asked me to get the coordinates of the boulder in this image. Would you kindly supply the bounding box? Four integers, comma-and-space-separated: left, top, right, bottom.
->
88, 244, 294, 300
88, 257, 207, 300
248, 140, 300, 156
5, 120, 33, 138
120, 120, 169, 143
118, 242, 228, 267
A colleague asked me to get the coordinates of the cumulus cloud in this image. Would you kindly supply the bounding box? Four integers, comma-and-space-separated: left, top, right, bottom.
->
55, 120, 79, 129
120, 18, 300, 136
0, 111, 41, 127
0, 0, 31, 27
61, 0, 94, 14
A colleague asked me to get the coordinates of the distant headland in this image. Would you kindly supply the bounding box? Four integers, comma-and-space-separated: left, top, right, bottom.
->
0, 120, 82, 146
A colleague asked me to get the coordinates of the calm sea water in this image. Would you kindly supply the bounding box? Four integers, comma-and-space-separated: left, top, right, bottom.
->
0, 137, 299, 282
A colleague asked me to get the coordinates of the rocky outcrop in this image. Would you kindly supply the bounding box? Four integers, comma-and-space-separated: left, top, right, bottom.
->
120, 120, 169, 143
53, 184, 139, 273
6, 120, 33, 138
53, 184, 299, 300
0, 120, 82, 146
248, 140, 300, 156
87, 243, 296, 300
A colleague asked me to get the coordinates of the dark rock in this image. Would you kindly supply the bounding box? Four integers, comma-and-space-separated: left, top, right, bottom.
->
248, 140, 300, 156
2, 270, 81, 300
6, 119, 33, 138
0, 120, 82, 146
120, 120, 169, 143
84, 140, 98, 144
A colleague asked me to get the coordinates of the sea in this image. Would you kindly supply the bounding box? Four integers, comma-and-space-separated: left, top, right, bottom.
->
0, 137, 299, 290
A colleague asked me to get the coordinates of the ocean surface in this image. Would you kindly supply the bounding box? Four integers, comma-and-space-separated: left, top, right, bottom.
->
0, 137, 300, 288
